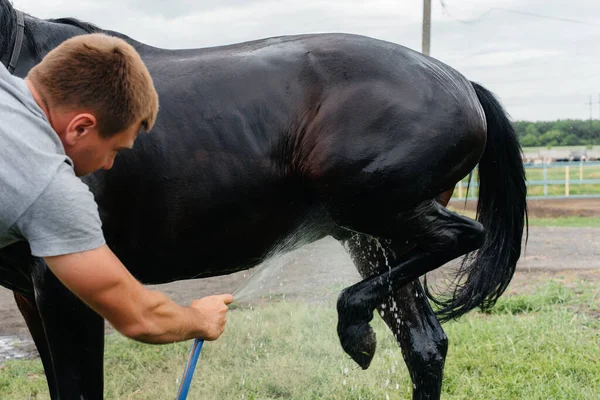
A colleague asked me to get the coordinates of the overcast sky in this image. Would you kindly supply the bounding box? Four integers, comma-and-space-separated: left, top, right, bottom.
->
11, 0, 600, 121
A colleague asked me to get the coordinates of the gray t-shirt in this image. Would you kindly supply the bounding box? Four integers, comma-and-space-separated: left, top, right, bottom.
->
0, 63, 105, 257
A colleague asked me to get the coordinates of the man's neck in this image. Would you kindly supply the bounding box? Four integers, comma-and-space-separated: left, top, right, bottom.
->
25, 79, 54, 128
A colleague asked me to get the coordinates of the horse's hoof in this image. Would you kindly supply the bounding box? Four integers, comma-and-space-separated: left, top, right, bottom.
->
337, 288, 377, 369
338, 322, 377, 369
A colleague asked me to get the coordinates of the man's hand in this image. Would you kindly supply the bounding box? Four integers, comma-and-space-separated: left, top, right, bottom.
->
43, 245, 234, 343
190, 294, 234, 340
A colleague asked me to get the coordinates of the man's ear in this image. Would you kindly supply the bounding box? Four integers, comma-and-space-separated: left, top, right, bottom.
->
64, 113, 98, 146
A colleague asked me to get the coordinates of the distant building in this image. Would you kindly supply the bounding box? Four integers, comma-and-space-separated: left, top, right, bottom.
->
522, 149, 600, 164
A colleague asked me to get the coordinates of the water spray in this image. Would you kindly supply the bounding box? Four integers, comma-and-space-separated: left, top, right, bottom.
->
174, 255, 285, 399
174, 218, 346, 398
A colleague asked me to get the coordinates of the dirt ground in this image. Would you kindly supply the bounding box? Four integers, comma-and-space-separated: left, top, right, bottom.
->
1, 198, 599, 362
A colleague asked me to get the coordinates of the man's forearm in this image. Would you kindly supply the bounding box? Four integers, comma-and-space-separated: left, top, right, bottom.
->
114, 289, 206, 344
44, 246, 224, 344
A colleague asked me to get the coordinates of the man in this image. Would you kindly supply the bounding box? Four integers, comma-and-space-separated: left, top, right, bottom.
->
0, 33, 233, 344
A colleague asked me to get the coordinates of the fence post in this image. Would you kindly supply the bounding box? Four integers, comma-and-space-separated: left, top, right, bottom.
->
543, 166, 548, 196
580, 161, 583, 181
458, 180, 463, 198
565, 166, 570, 197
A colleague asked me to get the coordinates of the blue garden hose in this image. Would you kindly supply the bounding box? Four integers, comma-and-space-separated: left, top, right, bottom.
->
176, 338, 204, 400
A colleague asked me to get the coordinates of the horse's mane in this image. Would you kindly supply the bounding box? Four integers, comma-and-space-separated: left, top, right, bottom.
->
2, 2, 147, 66
1, 0, 104, 66
48, 17, 101, 34
0, 0, 16, 61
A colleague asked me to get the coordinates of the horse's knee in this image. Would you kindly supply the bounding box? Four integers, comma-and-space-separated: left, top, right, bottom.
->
433, 332, 448, 364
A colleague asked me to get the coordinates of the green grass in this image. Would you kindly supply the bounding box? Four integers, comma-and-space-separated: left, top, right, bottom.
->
453, 165, 600, 185
448, 207, 600, 228
527, 184, 600, 197
1, 281, 598, 399
525, 165, 600, 181
528, 216, 600, 228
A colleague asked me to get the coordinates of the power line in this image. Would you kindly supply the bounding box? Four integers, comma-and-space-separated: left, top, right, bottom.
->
436, 0, 600, 119
439, 1, 600, 27
493, 7, 600, 27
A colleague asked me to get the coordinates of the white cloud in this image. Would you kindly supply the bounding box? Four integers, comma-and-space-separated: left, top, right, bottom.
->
467, 49, 563, 68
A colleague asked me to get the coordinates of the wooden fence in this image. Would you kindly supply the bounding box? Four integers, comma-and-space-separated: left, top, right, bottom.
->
454, 161, 600, 200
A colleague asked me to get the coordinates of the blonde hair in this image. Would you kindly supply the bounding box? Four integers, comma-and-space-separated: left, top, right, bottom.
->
27, 33, 158, 137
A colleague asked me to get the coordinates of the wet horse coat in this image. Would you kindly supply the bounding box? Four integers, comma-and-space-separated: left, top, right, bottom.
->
0, 3, 527, 399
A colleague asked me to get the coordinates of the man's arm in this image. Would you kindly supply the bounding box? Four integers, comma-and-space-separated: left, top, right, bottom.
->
44, 245, 233, 343
13, 165, 232, 343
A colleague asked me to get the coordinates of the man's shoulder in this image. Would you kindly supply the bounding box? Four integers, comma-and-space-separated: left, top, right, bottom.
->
30, 162, 98, 220
0, 122, 70, 231
0, 67, 75, 231
0, 75, 69, 194
13, 162, 105, 258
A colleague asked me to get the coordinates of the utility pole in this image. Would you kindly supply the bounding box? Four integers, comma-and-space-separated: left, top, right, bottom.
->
588, 94, 600, 119
422, 0, 431, 55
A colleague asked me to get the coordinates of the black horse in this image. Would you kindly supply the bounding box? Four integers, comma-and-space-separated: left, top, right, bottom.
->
0, 2, 527, 399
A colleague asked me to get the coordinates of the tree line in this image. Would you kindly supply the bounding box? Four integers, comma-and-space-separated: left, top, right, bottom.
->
514, 120, 600, 148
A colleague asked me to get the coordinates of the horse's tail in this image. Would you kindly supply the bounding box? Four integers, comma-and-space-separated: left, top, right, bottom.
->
426, 82, 528, 322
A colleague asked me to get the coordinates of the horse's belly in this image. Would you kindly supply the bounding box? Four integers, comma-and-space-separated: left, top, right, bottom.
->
107, 199, 334, 284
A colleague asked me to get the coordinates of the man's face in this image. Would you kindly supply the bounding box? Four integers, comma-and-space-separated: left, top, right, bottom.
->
64, 120, 139, 177
23, 80, 142, 176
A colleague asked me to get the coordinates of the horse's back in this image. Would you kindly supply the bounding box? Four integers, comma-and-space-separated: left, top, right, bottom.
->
141, 32, 486, 181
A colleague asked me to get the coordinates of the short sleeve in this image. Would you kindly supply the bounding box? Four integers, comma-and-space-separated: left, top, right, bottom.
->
12, 163, 106, 257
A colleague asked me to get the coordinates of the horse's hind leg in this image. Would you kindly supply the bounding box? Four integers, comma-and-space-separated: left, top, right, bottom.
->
390, 281, 446, 400
343, 235, 447, 400
336, 199, 483, 369
32, 263, 105, 400
13, 291, 58, 399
